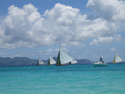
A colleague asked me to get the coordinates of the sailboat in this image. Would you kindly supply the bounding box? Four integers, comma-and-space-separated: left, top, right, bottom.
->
37, 57, 44, 65
69, 57, 77, 64
94, 57, 108, 67
113, 52, 123, 64
48, 56, 56, 65
56, 44, 75, 66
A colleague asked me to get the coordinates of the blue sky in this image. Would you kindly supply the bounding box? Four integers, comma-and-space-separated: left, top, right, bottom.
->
0, 0, 125, 62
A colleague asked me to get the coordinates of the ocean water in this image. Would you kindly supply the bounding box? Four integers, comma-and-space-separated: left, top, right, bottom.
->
0, 64, 125, 94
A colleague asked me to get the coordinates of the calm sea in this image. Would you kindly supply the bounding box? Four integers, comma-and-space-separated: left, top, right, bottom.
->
0, 64, 125, 94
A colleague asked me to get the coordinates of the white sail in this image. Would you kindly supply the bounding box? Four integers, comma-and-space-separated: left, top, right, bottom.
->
56, 44, 73, 66
113, 52, 123, 64
70, 57, 77, 64
48, 56, 56, 65
37, 57, 44, 65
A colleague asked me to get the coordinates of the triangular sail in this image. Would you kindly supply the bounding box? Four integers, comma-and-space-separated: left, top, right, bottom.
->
37, 57, 44, 65
56, 44, 73, 65
48, 56, 56, 65
113, 52, 123, 64
70, 57, 77, 64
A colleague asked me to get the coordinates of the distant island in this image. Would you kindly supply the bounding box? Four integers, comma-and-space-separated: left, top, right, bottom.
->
0, 57, 94, 66
0, 57, 124, 66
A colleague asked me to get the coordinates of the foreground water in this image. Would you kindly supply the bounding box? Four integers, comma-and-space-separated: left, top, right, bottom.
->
0, 64, 125, 94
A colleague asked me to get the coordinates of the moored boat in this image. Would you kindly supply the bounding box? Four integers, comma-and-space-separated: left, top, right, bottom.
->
56, 44, 75, 66
48, 56, 56, 65
94, 57, 108, 67
69, 57, 77, 65
113, 52, 123, 64
37, 57, 45, 65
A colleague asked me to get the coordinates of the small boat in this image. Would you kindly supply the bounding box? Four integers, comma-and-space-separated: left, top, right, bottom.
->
113, 52, 123, 64
94, 57, 108, 67
37, 57, 45, 65
48, 56, 56, 65
56, 44, 75, 66
69, 57, 77, 65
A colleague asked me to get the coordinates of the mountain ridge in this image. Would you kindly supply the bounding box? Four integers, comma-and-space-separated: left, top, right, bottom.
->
0, 56, 94, 66
0, 56, 124, 66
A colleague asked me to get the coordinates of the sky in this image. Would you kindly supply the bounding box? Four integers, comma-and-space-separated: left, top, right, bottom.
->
0, 0, 125, 62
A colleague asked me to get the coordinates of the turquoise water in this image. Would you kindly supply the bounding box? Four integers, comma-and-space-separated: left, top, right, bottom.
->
0, 64, 125, 94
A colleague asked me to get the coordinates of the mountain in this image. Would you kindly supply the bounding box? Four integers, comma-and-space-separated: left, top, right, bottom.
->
107, 61, 125, 64
0, 57, 94, 66
76, 59, 94, 64
0, 57, 37, 66
52, 57, 94, 64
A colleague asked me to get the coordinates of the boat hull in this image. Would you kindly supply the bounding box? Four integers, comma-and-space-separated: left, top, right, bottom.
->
56, 64, 67, 66
37, 64, 46, 66
94, 64, 108, 67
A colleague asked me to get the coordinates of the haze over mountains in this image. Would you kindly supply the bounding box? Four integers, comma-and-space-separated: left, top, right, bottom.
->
0, 57, 94, 66
0, 57, 124, 66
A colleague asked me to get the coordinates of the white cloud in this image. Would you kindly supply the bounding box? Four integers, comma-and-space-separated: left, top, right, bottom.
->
110, 48, 117, 52
0, 51, 9, 57
90, 36, 114, 45
0, 1, 124, 48
87, 0, 125, 21
87, 0, 125, 35
39, 48, 59, 56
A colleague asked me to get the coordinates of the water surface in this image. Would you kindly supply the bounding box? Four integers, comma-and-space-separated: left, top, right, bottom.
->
0, 64, 125, 94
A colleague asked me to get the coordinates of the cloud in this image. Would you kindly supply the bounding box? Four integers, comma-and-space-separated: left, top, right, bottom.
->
87, 0, 125, 21
110, 48, 117, 52
87, 0, 125, 33
0, 1, 124, 48
39, 48, 59, 55
0, 4, 43, 48
0, 51, 9, 57
90, 36, 114, 45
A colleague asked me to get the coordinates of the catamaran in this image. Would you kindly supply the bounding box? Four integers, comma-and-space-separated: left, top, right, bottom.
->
113, 52, 123, 64
48, 56, 56, 65
37, 57, 44, 65
94, 57, 108, 67
56, 44, 77, 66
